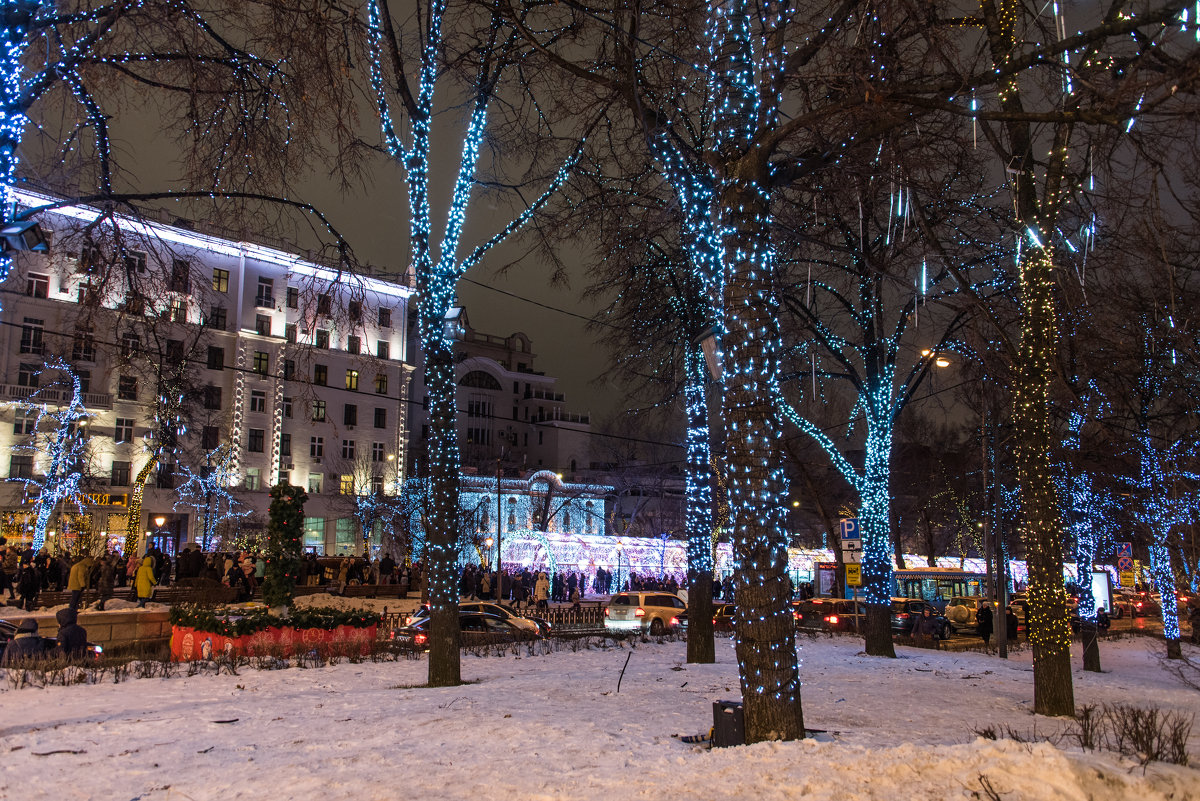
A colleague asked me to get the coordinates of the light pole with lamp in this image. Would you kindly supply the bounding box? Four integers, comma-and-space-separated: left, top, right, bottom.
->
615, 543, 624, 594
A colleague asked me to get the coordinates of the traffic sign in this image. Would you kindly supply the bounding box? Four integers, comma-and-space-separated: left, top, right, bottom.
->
841, 538, 862, 552
1119, 570, 1136, 587
840, 518, 861, 542
1117, 556, 1134, 572
845, 563, 862, 586
1116, 542, 1132, 559
842, 550, 862, 564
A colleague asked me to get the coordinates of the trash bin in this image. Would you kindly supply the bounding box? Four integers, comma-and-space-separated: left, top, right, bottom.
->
712, 699, 745, 747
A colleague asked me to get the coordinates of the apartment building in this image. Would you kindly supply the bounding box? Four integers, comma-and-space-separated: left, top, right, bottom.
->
0, 187, 413, 557
407, 308, 593, 477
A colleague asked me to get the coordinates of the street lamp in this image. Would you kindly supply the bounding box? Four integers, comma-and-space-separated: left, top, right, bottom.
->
615, 543, 625, 594
153, 515, 166, 529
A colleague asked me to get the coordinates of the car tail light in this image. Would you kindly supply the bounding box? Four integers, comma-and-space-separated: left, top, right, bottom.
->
1135, 602, 1143, 609
635, 607, 645, 617
604, 608, 609, 617
415, 633, 428, 646
669, 617, 678, 626
826, 615, 839, 625
898, 613, 910, 620
713, 617, 718, 624
793, 610, 802, 620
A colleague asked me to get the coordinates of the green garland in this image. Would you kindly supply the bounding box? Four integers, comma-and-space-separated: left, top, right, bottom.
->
170, 605, 381, 638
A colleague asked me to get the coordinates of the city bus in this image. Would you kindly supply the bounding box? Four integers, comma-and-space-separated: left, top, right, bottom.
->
893, 567, 987, 607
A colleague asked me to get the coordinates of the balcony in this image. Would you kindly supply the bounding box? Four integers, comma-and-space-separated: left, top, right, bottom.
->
4, 386, 112, 409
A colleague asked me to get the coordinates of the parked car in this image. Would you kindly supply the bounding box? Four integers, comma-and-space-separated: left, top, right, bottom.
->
712, 603, 737, 632
790, 599, 865, 633
943, 597, 988, 629
391, 611, 537, 650
1127, 591, 1161, 618
0, 618, 103, 662
890, 598, 953, 640
406, 602, 550, 635
604, 591, 687, 634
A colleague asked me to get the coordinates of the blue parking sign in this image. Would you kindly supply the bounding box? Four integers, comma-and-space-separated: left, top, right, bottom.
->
1116, 542, 1132, 559
840, 518, 860, 541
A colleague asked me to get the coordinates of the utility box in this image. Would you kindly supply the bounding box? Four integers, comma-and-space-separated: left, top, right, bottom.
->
712, 699, 745, 747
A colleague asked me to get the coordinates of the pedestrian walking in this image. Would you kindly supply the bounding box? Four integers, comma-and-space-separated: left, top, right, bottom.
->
976, 602, 994, 654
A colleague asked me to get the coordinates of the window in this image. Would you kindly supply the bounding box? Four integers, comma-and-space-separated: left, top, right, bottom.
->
14, 412, 36, 435
124, 251, 147, 274
125, 292, 147, 315
335, 518, 356, 554
253, 351, 269, 376
283, 397, 293, 418
280, 433, 292, 457
344, 404, 357, 426
315, 330, 330, 349
250, 390, 266, 413
312, 400, 326, 422
248, 429, 265, 452
170, 259, 191, 293
286, 286, 299, 309
285, 323, 297, 343
169, 297, 187, 323
17, 363, 38, 388
26, 273, 48, 298
118, 376, 137, 401
374, 407, 386, 429
207, 346, 225, 370
310, 436, 324, 458
372, 442, 386, 463
202, 426, 219, 450
10, 455, 33, 480
372, 476, 385, 495
283, 359, 295, 380
303, 516, 325, 550
374, 373, 388, 395
255, 314, 272, 336
317, 294, 331, 316
19, 318, 44, 354
339, 474, 355, 495
345, 369, 359, 391
256, 277, 274, 307
378, 307, 392, 328
347, 335, 361, 355
207, 306, 227, 331
212, 268, 229, 292
203, 385, 222, 410
313, 364, 327, 385
156, 462, 176, 489
72, 325, 95, 361
78, 280, 99, 305
121, 331, 139, 359
114, 418, 134, 443
538, 431, 544, 445
348, 300, 361, 321
341, 440, 355, 459
307, 476, 323, 497
110, 461, 130, 487
278, 470, 291, 486
377, 341, 390, 360
245, 467, 262, 491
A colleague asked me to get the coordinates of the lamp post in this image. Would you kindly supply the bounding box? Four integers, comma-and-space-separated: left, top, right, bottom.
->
496, 457, 503, 602
615, 543, 624, 594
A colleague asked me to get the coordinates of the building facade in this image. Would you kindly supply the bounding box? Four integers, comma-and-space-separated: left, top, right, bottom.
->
0, 188, 413, 557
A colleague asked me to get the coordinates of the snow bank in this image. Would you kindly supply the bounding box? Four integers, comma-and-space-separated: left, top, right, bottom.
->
0, 636, 1197, 800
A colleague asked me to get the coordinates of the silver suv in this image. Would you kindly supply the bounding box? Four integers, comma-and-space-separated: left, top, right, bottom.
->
604, 591, 687, 634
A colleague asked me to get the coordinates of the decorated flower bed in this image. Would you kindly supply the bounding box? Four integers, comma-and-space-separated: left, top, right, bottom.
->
169, 605, 380, 661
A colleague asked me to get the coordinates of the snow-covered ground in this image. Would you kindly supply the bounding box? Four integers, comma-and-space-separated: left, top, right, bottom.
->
1, 635, 1198, 800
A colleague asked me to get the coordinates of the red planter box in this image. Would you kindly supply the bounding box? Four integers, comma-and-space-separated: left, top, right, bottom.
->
171, 624, 377, 661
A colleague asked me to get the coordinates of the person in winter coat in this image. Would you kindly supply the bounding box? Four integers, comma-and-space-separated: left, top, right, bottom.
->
976, 603, 994, 654
910, 608, 940, 646
534, 572, 550, 610
55, 608, 88, 659
135, 555, 157, 608
95, 555, 116, 611
16, 560, 40, 612
67, 555, 95, 610
1, 618, 44, 666
1005, 606, 1019, 641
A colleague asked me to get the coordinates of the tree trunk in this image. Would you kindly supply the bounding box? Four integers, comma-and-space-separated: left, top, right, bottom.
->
859, 424, 896, 658
422, 317, 462, 687
1012, 245, 1074, 716
1080, 621, 1101, 672
721, 169, 804, 743
685, 345, 716, 664
1149, 543, 1183, 660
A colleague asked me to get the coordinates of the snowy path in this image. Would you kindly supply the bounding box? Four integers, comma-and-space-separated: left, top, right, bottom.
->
2, 636, 1199, 800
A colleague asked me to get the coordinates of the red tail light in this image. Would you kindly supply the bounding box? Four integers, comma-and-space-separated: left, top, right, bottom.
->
793, 611, 802, 620
713, 617, 718, 624
604, 608, 609, 617
669, 617, 678, 627
898, 613, 910, 620
635, 607, 645, 617
1135, 603, 1143, 609
826, 615, 839, 625
415, 633, 428, 646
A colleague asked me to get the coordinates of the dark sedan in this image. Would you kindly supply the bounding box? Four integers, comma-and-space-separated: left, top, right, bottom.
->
890, 598, 953, 640
391, 611, 540, 650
